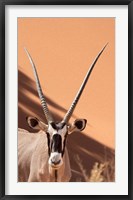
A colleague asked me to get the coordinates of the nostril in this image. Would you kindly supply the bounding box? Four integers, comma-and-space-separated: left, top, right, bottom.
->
51, 159, 61, 165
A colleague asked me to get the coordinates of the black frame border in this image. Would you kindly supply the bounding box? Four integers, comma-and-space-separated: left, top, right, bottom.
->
0, 0, 132, 199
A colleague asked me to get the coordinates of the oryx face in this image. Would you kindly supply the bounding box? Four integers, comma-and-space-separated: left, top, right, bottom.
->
47, 122, 68, 168
27, 117, 87, 169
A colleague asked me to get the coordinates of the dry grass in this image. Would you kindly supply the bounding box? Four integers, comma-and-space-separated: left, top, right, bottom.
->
75, 153, 115, 182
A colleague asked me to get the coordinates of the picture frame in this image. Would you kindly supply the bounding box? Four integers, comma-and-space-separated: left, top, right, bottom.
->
0, 0, 132, 199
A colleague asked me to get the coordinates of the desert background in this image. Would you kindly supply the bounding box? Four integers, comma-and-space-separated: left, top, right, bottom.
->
18, 18, 115, 182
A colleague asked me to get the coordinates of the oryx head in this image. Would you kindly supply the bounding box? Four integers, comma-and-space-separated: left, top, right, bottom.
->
24, 44, 107, 170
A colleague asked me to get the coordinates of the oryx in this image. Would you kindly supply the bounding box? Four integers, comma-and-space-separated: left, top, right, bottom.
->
18, 44, 107, 182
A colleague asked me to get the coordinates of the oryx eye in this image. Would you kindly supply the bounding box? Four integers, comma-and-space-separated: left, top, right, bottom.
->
50, 122, 56, 129
61, 122, 66, 129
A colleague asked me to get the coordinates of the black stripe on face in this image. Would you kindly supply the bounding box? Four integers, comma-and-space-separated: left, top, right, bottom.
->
51, 134, 62, 153
46, 132, 51, 156
62, 133, 68, 156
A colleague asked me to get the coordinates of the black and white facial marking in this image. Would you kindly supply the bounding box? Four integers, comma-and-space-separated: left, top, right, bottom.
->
47, 122, 68, 169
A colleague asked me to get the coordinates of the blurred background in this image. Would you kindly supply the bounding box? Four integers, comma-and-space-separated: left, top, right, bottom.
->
18, 18, 115, 182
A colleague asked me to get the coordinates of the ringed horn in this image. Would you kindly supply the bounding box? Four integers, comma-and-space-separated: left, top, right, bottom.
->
24, 43, 108, 124
62, 43, 108, 123
24, 48, 53, 123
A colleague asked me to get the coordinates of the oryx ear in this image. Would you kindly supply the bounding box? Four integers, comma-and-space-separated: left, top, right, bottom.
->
74, 119, 87, 131
26, 116, 48, 131
68, 119, 87, 134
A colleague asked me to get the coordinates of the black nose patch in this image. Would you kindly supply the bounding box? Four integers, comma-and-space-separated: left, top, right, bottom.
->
51, 134, 62, 153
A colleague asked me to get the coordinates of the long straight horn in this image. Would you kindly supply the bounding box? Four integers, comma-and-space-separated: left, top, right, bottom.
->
24, 48, 53, 123
62, 43, 108, 123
